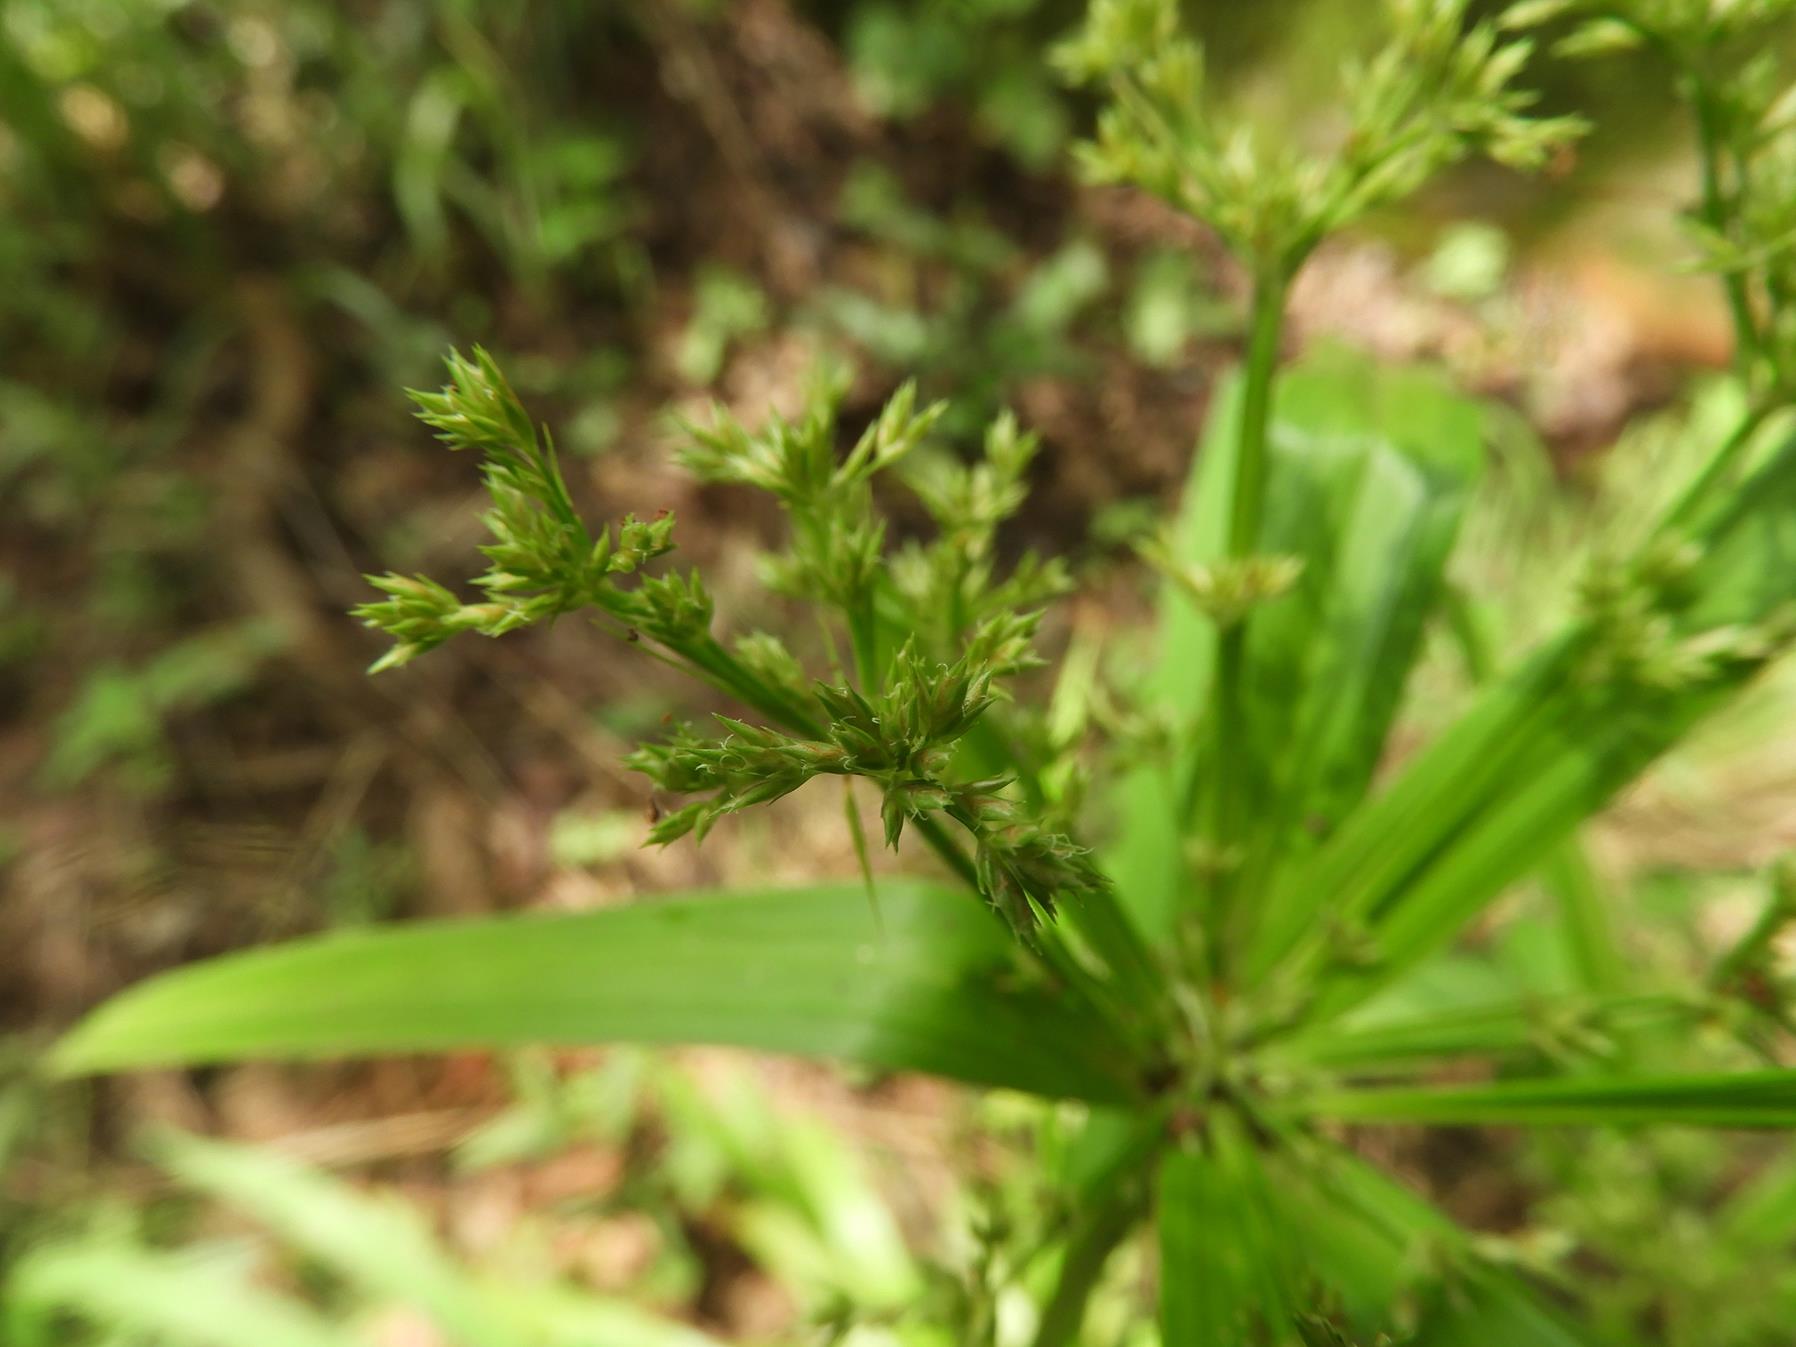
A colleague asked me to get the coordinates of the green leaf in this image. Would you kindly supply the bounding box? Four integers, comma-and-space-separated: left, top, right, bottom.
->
1415, 1280, 1604, 1347
1158, 1113, 1296, 1346
53, 880, 1141, 1103
1537, 844, 1627, 998
1229, 353, 1483, 960
1300, 1068, 1796, 1129
1052, 1101, 1176, 1202
1719, 1149, 1796, 1250
1271, 993, 1702, 1073
1110, 350, 1482, 950
153, 1130, 520, 1345
1262, 1142, 1601, 1347
1107, 358, 1249, 941
1259, 426, 1796, 1022
6, 1239, 343, 1347
151, 1130, 723, 1347
653, 1062, 918, 1309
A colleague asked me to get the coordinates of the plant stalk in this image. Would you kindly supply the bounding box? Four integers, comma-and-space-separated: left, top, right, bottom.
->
1225, 265, 1291, 564
1691, 81, 1760, 376
847, 594, 880, 693
1656, 400, 1773, 537
1029, 1186, 1148, 1347
1207, 262, 1289, 950
654, 631, 980, 885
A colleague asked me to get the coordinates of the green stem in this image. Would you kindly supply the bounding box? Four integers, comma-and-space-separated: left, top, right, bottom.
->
1710, 864, 1796, 995
1656, 400, 1774, 536
1225, 265, 1290, 563
666, 634, 988, 892
848, 591, 880, 693
1029, 1187, 1148, 1347
1206, 263, 1290, 951
912, 813, 981, 890
1691, 80, 1759, 375
676, 634, 823, 736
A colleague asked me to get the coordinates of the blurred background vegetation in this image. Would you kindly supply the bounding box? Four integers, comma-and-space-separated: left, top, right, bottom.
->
5, 0, 1795, 1343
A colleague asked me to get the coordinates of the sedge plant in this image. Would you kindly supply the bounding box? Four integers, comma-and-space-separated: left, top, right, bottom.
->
48, 0, 1796, 1341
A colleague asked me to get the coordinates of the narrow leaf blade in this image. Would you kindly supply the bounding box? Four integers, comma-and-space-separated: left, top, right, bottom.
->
154, 1130, 515, 1344
7, 1240, 343, 1347
1302, 1068, 1796, 1129
53, 881, 1141, 1103
1159, 1115, 1296, 1346
1264, 428, 1796, 1019
1272, 993, 1701, 1073
1109, 352, 1482, 955
1265, 1142, 1603, 1346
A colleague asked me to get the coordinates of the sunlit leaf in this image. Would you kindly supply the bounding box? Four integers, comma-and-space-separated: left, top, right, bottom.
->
54, 881, 1142, 1103
1110, 350, 1481, 954
154, 1130, 516, 1344
1265, 427, 1796, 1021
6, 1240, 342, 1347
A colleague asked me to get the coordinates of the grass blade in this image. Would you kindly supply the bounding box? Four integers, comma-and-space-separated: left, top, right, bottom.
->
54, 880, 1143, 1103
6, 1240, 343, 1347
1541, 841, 1631, 997
1158, 1113, 1296, 1345
1271, 994, 1702, 1073
1110, 352, 1482, 959
1302, 1069, 1796, 1129
153, 1130, 518, 1344
1226, 357, 1481, 946
1261, 429, 1796, 1021
1263, 1140, 1604, 1346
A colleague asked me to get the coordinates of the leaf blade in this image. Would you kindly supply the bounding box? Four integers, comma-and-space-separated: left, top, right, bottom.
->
1301, 1069, 1796, 1129
1261, 425, 1796, 1020
1158, 1115, 1296, 1346
154, 1130, 519, 1345
1263, 1140, 1604, 1347
1108, 352, 1483, 958
1271, 993, 1702, 1073
6, 1240, 344, 1347
53, 880, 1141, 1103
